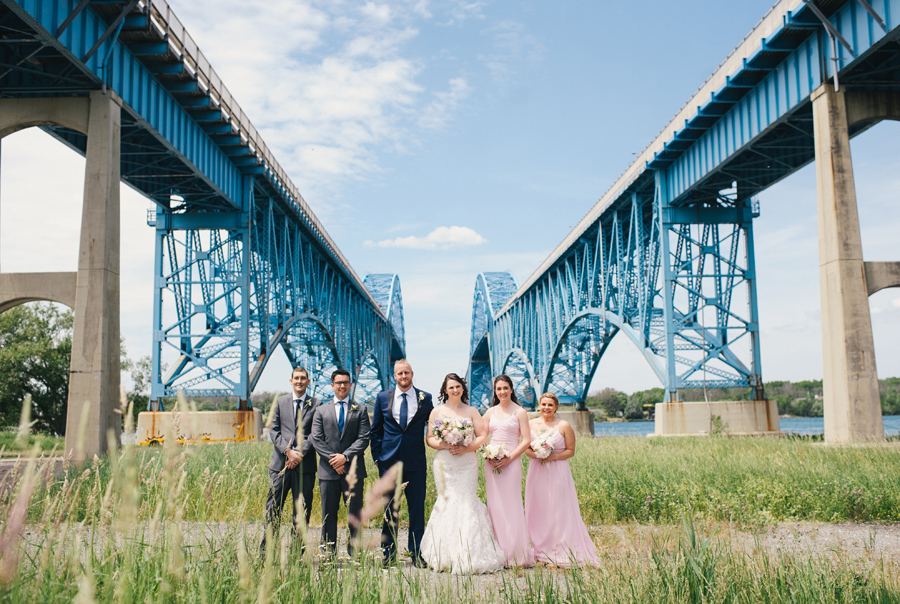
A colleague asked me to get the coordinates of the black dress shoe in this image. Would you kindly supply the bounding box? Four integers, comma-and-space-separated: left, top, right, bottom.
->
382, 554, 397, 567
412, 556, 428, 569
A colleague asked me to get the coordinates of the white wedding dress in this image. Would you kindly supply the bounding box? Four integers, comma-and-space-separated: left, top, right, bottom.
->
420, 449, 505, 573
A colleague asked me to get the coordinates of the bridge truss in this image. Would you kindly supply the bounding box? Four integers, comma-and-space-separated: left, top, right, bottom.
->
469, 0, 900, 409
0, 0, 404, 405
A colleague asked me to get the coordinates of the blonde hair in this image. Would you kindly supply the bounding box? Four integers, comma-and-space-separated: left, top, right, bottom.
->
538, 392, 559, 408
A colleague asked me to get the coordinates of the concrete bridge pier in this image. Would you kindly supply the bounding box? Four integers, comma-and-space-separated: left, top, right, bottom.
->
811, 85, 900, 443
0, 91, 122, 462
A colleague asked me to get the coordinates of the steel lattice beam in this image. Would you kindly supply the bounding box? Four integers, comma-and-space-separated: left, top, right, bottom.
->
469, 0, 900, 405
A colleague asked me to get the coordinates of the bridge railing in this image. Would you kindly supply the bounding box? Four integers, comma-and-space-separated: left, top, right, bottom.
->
142, 0, 377, 309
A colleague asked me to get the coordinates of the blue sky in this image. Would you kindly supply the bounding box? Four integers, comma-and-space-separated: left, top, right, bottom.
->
1, 0, 898, 399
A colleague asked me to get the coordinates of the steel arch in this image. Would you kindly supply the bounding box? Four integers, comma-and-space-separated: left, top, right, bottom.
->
352, 351, 385, 408
472, 180, 765, 404
467, 272, 518, 409
499, 347, 538, 409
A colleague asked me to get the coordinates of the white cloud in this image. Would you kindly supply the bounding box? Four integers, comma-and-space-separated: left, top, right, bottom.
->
443, 1, 487, 25
418, 77, 471, 130
365, 225, 487, 249
165, 2, 423, 204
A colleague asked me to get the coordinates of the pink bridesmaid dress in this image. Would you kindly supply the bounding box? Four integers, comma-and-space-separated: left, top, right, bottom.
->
485, 414, 535, 567
525, 429, 599, 567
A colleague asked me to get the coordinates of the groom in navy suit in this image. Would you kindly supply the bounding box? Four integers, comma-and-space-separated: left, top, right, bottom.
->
370, 359, 433, 566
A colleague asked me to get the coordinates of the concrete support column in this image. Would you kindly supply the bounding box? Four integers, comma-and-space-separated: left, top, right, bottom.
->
811, 84, 883, 443
65, 91, 123, 461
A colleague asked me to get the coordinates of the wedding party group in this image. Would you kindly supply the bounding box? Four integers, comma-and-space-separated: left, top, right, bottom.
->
262, 359, 599, 574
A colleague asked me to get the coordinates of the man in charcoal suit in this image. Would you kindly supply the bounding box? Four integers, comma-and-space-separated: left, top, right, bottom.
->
261, 366, 321, 552
370, 359, 433, 566
309, 368, 370, 557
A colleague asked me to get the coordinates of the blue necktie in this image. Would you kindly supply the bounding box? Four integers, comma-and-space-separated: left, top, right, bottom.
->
399, 392, 408, 430
337, 401, 345, 434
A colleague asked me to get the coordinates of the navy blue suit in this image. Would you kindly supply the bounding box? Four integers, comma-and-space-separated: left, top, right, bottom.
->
370, 387, 433, 560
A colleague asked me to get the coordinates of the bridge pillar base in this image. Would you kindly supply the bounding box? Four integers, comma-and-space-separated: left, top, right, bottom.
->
135, 410, 263, 444
811, 84, 883, 444
556, 409, 595, 437
652, 401, 779, 436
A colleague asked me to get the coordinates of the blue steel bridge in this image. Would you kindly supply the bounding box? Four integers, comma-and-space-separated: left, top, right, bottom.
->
469, 0, 900, 436
0, 0, 404, 456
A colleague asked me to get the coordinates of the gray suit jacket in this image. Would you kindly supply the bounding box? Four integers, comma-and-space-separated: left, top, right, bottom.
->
269, 393, 321, 474
309, 399, 370, 481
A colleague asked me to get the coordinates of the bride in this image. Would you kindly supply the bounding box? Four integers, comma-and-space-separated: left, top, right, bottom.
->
420, 373, 504, 574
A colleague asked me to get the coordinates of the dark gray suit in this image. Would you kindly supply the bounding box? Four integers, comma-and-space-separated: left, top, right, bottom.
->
263, 393, 321, 544
309, 399, 369, 556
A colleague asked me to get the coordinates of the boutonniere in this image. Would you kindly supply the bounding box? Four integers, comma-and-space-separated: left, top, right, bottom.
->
350, 403, 360, 412
304, 398, 313, 409
417, 391, 425, 403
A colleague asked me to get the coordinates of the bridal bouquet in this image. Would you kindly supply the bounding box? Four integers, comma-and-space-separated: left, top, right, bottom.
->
478, 442, 510, 474
531, 430, 556, 461
431, 417, 475, 447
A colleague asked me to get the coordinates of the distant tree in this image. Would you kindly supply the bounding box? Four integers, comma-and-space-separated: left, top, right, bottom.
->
122, 353, 151, 425
592, 387, 628, 417
251, 390, 281, 415
0, 303, 72, 435
623, 395, 645, 419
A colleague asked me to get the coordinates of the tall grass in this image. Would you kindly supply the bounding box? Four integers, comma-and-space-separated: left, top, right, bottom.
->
569, 436, 900, 525
12, 433, 899, 526
2, 428, 900, 602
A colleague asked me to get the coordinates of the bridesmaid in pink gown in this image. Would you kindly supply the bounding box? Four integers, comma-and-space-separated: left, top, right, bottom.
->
483, 375, 535, 567
524, 392, 599, 567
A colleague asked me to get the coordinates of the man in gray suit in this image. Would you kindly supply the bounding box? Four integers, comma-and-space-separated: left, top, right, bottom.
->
309, 368, 369, 557
261, 366, 321, 552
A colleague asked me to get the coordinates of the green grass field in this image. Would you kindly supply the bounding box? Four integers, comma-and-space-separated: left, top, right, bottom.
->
0, 431, 63, 457
1, 434, 899, 602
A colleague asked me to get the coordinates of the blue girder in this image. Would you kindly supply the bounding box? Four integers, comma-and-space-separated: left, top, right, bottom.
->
470, 0, 900, 405
0, 0, 404, 403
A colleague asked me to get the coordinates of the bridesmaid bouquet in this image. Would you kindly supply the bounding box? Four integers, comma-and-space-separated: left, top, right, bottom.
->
431, 417, 475, 446
530, 431, 556, 461
478, 442, 510, 474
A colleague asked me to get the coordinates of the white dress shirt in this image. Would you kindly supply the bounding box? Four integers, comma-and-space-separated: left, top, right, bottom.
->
334, 398, 349, 423
391, 387, 418, 425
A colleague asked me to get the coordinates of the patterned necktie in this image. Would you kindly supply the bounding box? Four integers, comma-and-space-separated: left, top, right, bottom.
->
337, 400, 345, 434
399, 392, 408, 430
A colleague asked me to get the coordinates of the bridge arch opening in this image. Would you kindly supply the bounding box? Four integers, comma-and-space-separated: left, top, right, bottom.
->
587, 329, 667, 415
500, 348, 538, 409
0, 301, 73, 436
352, 351, 385, 408
853, 121, 900, 394
0, 129, 84, 276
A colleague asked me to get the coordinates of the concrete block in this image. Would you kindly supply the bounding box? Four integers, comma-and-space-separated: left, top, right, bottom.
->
653, 400, 779, 436
136, 410, 263, 444
525, 409, 595, 436
558, 410, 595, 437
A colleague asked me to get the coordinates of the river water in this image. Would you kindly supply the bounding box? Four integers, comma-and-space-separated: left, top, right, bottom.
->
594, 415, 900, 437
